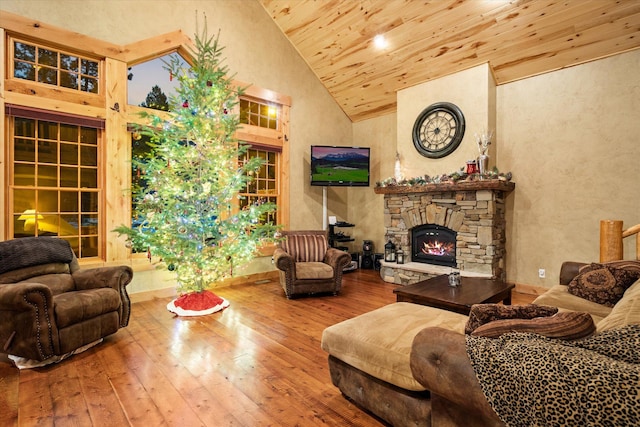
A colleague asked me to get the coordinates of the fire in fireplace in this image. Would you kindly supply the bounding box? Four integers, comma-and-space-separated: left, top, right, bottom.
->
411, 224, 456, 267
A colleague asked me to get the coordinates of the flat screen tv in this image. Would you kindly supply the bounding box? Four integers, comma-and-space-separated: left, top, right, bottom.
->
310, 145, 370, 187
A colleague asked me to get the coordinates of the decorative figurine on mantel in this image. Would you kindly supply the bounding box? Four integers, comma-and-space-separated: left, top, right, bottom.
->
394, 152, 403, 182
475, 129, 493, 177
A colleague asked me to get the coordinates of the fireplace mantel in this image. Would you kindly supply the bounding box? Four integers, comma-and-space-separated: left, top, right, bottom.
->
374, 179, 515, 195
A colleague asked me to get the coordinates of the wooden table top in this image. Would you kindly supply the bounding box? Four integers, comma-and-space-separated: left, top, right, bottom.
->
393, 275, 515, 315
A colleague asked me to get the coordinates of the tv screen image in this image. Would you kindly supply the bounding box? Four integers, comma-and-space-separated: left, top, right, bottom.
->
310, 145, 370, 187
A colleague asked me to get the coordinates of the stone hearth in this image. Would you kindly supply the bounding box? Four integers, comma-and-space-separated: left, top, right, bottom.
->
374, 180, 515, 285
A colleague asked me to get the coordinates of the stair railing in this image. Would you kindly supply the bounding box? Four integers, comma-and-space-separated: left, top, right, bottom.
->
600, 220, 640, 262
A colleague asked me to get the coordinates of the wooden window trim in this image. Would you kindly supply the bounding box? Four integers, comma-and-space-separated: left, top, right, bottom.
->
5, 104, 105, 129
6, 35, 105, 108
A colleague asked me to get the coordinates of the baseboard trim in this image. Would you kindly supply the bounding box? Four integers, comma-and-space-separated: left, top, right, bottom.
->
130, 287, 177, 303
129, 270, 280, 303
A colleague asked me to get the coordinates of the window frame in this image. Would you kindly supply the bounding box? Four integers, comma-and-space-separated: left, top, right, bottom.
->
5, 34, 105, 109
235, 90, 290, 236
6, 112, 104, 258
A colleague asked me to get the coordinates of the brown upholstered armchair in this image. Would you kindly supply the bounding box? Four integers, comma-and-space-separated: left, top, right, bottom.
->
0, 237, 133, 364
273, 230, 352, 298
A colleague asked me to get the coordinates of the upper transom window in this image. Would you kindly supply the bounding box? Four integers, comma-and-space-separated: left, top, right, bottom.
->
11, 38, 100, 94
128, 53, 189, 110
240, 98, 279, 130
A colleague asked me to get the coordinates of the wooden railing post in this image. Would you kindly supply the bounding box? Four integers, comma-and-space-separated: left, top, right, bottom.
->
622, 223, 640, 261
600, 220, 624, 262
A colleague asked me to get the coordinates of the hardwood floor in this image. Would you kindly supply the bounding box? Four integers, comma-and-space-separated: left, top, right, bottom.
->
0, 270, 534, 427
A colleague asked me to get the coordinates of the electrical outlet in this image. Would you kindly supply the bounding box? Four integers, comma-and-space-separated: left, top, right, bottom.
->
538, 268, 546, 279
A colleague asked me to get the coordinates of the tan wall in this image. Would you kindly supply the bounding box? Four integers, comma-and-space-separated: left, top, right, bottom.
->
397, 64, 497, 179
349, 114, 396, 254
498, 49, 640, 288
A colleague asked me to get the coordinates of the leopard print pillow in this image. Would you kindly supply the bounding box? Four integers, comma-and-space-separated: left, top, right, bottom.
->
568, 263, 640, 307
465, 303, 559, 335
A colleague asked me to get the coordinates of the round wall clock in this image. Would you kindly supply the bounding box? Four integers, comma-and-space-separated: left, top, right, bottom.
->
412, 102, 466, 158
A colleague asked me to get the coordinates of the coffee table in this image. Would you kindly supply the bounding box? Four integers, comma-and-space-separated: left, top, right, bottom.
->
393, 275, 515, 315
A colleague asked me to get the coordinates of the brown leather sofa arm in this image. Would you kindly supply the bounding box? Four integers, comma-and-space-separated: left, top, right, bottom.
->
72, 266, 133, 327
72, 266, 133, 291
410, 327, 502, 424
324, 248, 351, 270
0, 283, 59, 360
273, 248, 294, 272
559, 261, 587, 285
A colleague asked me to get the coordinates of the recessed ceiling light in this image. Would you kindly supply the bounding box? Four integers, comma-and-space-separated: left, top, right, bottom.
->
373, 34, 388, 49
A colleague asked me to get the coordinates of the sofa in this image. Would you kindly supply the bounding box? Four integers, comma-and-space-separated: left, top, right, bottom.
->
0, 237, 133, 368
321, 260, 640, 426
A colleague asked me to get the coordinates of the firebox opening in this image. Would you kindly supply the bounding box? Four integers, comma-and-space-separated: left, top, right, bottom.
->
411, 224, 456, 268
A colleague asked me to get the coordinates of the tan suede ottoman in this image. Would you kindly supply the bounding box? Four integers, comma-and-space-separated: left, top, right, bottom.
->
321, 302, 468, 426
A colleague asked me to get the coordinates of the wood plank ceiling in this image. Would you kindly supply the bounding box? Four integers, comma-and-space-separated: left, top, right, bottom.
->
258, 0, 640, 122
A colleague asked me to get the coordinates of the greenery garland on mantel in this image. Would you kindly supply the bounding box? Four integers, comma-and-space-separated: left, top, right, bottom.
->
375, 166, 514, 192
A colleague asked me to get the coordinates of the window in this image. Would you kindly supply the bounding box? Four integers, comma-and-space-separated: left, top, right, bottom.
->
11, 38, 100, 94
129, 130, 151, 253
127, 53, 189, 110
239, 147, 279, 225
240, 98, 278, 130
9, 113, 102, 258
238, 97, 283, 226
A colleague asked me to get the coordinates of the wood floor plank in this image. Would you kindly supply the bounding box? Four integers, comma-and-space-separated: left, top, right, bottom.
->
94, 332, 170, 426
124, 307, 254, 426
0, 269, 535, 426
16, 368, 55, 426
128, 298, 285, 426
0, 358, 20, 427
73, 348, 132, 426
47, 356, 93, 426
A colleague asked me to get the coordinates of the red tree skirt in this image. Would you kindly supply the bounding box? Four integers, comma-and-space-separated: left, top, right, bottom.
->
166, 290, 230, 316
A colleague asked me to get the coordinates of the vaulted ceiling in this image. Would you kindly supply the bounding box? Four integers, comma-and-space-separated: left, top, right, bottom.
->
258, 0, 640, 122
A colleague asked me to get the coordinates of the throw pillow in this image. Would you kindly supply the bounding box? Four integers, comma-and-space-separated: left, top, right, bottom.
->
598, 260, 640, 276
471, 311, 596, 340
568, 263, 640, 307
465, 303, 559, 335
596, 278, 640, 332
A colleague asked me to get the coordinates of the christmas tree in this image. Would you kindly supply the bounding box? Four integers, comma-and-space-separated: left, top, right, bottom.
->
116, 25, 279, 314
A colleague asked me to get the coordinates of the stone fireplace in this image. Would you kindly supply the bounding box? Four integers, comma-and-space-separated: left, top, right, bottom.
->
374, 180, 515, 284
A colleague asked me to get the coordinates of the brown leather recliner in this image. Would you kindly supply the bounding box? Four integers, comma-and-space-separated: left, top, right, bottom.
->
273, 230, 351, 298
0, 237, 133, 363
